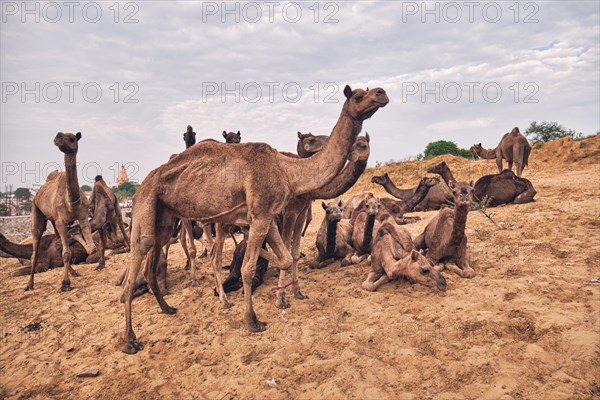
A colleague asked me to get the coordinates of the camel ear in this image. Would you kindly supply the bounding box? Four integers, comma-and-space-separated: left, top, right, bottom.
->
237, 131, 241, 136
365, 132, 370, 142
344, 85, 353, 99
448, 181, 455, 189
223, 131, 227, 138
469, 180, 474, 187
322, 201, 327, 210
478, 143, 482, 147
297, 132, 304, 139
75, 132, 81, 140
411, 250, 419, 261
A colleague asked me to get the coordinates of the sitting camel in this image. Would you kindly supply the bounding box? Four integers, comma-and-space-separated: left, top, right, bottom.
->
26, 132, 96, 292
362, 214, 446, 292
414, 181, 476, 278
350, 193, 381, 262
470, 127, 531, 177
371, 173, 450, 211
474, 169, 537, 206
310, 200, 356, 268
296, 131, 329, 157
223, 130, 241, 143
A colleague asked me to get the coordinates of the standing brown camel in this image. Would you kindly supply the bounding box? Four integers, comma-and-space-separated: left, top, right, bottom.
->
120, 85, 388, 353
223, 130, 241, 143
275, 133, 371, 308
362, 215, 447, 292
470, 127, 531, 177
26, 132, 96, 292
414, 181, 476, 278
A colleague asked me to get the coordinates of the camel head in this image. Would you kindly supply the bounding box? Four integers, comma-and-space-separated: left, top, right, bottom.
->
297, 132, 328, 156
322, 200, 344, 223
348, 133, 370, 163
223, 130, 241, 144
510, 127, 520, 134
426, 161, 448, 176
371, 172, 391, 186
53, 132, 81, 154
342, 85, 389, 121
469, 143, 483, 158
363, 192, 380, 216
400, 250, 447, 292
184, 125, 196, 148
421, 176, 440, 188
449, 181, 474, 207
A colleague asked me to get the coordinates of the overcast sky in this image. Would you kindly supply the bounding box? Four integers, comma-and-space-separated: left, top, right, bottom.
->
1, 1, 598, 189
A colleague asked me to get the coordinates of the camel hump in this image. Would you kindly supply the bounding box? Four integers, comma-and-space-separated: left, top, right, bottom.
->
46, 170, 61, 180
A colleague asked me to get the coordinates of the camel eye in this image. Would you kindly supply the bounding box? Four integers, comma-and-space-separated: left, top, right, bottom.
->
420, 268, 430, 275
354, 95, 363, 102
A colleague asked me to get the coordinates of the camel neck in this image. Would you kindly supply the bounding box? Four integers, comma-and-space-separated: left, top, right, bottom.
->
403, 183, 430, 212
479, 148, 496, 159
279, 107, 362, 195
64, 153, 80, 205
325, 220, 338, 258
383, 179, 413, 200
360, 213, 377, 253
448, 203, 469, 248
309, 159, 367, 199
441, 170, 457, 186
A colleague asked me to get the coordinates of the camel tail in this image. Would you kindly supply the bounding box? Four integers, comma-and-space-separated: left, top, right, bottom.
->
523, 143, 531, 167
0, 233, 33, 260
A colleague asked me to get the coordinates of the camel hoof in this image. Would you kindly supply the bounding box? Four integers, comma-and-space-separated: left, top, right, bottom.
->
59, 281, 72, 292
24, 284, 34, 292
341, 259, 352, 267
70, 269, 81, 277
200, 249, 208, 258
222, 300, 233, 309
276, 298, 290, 309
162, 306, 177, 315
293, 289, 307, 300
122, 339, 144, 354
95, 264, 105, 271
309, 261, 321, 269
184, 261, 191, 271
246, 312, 267, 333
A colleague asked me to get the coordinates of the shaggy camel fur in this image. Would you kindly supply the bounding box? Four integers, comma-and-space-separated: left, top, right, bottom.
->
223, 130, 241, 143
120, 85, 388, 353
362, 215, 447, 292
414, 181, 476, 278
470, 127, 531, 177
311, 200, 356, 268
474, 169, 537, 206
371, 173, 450, 211
27, 132, 96, 292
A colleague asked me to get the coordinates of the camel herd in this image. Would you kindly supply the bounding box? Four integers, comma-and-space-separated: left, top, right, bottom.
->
1, 85, 540, 355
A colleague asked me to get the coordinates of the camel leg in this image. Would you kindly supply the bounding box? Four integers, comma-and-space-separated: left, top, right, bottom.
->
277, 209, 301, 309
95, 227, 107, 270
122, 199, 159, 354
496, 156, 503, 174
146, 220, 177, 313
180, 221, 191, 270
201, 223, 214, 257
310, 257, 337, 269
55, 222, 74, 292
362, 271, 390, 292
25, 206, 47, 291
513, 186, 536, 204
183, 220, 200, 285
242, 218, 275, 332
118, 219, 130, 251
211, 223, 232, 308
290, 207, 308, 300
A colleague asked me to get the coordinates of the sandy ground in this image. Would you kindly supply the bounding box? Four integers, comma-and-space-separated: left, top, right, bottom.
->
1, 136, 599, 399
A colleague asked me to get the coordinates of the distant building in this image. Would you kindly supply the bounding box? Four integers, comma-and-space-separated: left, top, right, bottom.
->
116, 164, 129, 186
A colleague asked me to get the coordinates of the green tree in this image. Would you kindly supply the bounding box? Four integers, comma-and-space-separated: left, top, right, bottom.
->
423, 140, 474, 159
21, 200, 33, 212
0, 203, 8, 216
114, 181, 139, 200
14, 187, 31, 200
81, 184, 92, 192
524, 121, 583, 144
